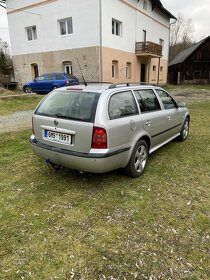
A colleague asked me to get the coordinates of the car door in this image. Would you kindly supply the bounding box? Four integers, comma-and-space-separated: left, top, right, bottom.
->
42, 74, 55, 91
155, 89, 183, 138
55, 74, 66, 87
31, 75, 45, 92
107, 90, 140, 152
133, 89, 168, 152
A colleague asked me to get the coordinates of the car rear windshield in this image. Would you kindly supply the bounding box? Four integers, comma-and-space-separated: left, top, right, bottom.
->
65, 74, 75, 80
35, 90, 99, 122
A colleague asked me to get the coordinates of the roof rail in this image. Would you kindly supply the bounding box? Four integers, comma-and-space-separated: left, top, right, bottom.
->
109, 82, 157, 89
79, 81, 113, 86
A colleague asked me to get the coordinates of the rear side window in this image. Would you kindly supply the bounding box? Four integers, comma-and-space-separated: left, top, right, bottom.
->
45, 74, 54, 80
56, 74, 65, 80
134, 89, 161, 113
109, 90, 138, 119
156, 89, 177, 109
36, 75, 45, 81
35, 90, 98, 122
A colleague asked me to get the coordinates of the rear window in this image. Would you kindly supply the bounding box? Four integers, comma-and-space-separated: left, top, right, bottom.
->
109, 91, 138, 119
65, 74, 75, 80
35, 90, 99, 122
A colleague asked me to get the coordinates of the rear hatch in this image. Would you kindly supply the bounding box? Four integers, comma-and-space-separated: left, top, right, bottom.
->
33, 89, 99, 153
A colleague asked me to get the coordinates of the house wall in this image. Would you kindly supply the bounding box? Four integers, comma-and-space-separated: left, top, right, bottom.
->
7, 0, 171, 86
101, 0, 170, 59
12, 47, 100, 86
7, 0, 100, 55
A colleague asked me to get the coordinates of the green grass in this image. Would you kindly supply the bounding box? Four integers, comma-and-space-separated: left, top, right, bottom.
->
0, 102, 210, 279
0, 95, 44, 115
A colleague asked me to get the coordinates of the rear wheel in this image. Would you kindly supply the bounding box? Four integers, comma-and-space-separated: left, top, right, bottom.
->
124, 140, 148, 178
24, 86, 32, 94
178, 117, 190, 141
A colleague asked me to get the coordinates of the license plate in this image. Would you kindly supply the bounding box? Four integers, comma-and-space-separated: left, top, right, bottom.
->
45, 130, 72, 145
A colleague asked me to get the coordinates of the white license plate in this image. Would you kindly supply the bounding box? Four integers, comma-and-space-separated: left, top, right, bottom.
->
45, 130, 72, 145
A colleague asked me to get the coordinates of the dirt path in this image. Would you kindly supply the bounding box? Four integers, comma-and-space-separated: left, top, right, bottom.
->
0, 110, 33, 134
169, 87, 210, 103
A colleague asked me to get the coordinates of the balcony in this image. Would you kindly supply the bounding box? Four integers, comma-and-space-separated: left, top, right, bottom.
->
135, 41, 162, 57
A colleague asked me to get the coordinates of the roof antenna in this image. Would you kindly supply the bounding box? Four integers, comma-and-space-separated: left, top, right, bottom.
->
77, 58, 87, 86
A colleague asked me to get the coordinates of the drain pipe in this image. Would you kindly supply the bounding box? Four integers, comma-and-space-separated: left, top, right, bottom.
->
99, 0, 103, 82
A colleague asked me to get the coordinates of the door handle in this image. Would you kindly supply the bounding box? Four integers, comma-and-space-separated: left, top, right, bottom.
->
145, 120, 151, 126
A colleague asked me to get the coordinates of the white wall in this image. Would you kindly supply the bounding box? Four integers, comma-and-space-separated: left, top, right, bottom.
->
7, 0, 171, 59
101, 0, 170, 59
7, 0, 100, 55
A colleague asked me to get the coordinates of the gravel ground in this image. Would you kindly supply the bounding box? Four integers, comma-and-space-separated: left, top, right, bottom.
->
0, 110, 33, 134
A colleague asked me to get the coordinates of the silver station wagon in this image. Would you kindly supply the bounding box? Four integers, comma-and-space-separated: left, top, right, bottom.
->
30, 83, 190, 178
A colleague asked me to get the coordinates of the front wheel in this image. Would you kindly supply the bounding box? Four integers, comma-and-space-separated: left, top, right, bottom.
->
24, 86, 32, 94
124, 140, 149, 178
178, 117, 190, 141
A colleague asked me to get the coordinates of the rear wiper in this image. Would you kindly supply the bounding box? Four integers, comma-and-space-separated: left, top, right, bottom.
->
55, 113, 81, 121
55, 113, 65, 118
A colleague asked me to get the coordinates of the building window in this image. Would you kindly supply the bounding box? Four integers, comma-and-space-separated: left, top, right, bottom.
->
152, 66, 156, 80
160, 66, 163, 80
26, 26, 37, 41
159, 38, 164, 51
112, 60, 119, 79
112, 19, 122, 36
126, 62, 132, 79
143, 30, 146, 42
63, 61, 73, 74
59, 17, 73, 35
143, 0, 148, 10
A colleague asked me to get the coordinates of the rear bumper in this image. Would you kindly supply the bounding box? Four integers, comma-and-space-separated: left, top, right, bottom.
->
30, 136, 130, 173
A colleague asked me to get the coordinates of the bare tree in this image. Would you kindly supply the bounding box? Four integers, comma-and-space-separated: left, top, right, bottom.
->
0, 39, 11, 75
169, 13, 195, 62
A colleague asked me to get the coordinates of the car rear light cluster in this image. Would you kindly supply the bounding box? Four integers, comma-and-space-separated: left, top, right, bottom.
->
91, 127, 107, 149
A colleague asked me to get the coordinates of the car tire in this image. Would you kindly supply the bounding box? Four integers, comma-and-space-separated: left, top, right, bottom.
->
124, 140, 148, 178
24, 86, 32, 94
178, 117, 190, 142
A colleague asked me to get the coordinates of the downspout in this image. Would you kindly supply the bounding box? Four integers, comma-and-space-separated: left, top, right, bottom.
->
99, 0, 103, 82
157, 57, 160, 85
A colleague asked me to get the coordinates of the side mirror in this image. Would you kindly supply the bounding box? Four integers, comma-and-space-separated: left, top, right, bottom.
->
178, 101, 186, 108
33, 79, 37, 82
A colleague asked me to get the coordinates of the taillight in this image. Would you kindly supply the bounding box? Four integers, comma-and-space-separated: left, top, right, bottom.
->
91, 127, 107, 149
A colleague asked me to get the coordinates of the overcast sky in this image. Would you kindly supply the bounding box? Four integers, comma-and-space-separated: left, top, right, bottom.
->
0, 1, 209, 44
161, 0, 210, 42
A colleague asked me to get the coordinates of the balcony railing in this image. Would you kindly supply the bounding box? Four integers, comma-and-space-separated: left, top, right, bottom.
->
135, 41, 162, 57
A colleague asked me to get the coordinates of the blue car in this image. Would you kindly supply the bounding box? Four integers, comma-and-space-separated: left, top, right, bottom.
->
23, 73, 79, 93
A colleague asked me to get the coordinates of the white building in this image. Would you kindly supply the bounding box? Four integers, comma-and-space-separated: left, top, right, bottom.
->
6, 0, 175, 86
